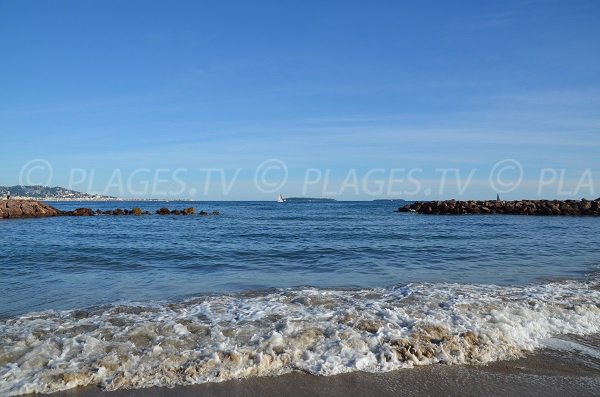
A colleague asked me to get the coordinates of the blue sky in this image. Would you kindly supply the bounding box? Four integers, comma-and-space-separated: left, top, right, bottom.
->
1, 0, 599, 199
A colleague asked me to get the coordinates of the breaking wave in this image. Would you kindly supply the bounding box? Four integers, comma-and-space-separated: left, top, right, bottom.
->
2, 274, 600, 395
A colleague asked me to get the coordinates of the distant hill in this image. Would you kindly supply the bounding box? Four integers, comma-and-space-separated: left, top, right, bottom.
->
0, 185, 117, 201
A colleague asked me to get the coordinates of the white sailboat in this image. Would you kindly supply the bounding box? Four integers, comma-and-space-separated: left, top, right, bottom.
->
277, 194, 286, 203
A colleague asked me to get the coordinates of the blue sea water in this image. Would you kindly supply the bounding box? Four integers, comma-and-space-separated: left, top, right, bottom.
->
1, 201, 599, 317
1, 201, 600, 395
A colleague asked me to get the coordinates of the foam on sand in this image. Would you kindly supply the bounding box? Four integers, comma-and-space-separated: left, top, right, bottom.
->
1, 274, 600, 395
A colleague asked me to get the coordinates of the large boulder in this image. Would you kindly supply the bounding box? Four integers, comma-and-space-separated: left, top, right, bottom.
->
156, 207, 170, 215
0, 199, 61, 219
72, 208, 94, 216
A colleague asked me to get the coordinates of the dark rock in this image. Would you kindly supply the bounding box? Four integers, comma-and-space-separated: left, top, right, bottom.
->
73, 310, 89, 319
114, 209, 124, 215
73, 208, 94, 216
212, 211, 220, 215
171, 210, 181, 215
199, 210, 209, 216
156, 207, 170, 215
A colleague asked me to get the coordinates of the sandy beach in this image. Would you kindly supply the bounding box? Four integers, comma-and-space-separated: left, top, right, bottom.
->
42, 339, 600, 397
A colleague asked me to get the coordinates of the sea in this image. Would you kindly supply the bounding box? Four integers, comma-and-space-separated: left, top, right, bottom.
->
1, 201, 599, 395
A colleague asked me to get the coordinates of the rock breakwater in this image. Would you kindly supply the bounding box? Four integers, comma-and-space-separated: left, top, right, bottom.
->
397, 199, 600, 216
0, 200, 221, 219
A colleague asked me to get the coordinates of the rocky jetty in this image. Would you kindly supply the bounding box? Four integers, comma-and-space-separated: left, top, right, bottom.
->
66, 207, 207, 216
0, 199, 221, 219
0, 199, 61, 218
155, 207, 198, 215
396, 199, 600, 216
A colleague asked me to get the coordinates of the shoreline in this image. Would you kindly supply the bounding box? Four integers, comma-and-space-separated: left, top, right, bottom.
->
38, 345, 600, 397
4, 274, 599, 396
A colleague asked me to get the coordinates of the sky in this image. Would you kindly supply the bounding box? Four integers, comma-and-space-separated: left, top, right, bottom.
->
1, 0, 599, 200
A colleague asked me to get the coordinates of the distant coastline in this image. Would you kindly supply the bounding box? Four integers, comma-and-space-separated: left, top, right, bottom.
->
0, 185, 116, 201
285, 197, 337, 202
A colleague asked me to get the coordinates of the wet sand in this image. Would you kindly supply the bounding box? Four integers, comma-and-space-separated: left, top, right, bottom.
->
44, 343, 600, 397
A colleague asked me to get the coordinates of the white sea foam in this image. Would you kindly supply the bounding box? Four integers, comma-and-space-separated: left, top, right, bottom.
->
1, 276, 600, 396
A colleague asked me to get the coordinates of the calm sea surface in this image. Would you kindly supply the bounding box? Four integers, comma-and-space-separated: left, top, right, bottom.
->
1, 201, 599, 317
